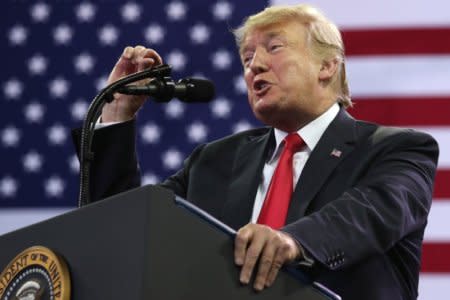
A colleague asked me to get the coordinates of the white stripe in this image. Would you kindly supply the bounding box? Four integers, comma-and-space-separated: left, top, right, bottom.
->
419, 274, 450, 300
410, 127, 450, 168
271, 0, 450, 28
346, 55, 450, 97
0, 208, 73, 236
424, 200, 450, 242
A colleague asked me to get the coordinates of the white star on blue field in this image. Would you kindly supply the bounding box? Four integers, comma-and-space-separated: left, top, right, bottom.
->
0, 0, 267, 206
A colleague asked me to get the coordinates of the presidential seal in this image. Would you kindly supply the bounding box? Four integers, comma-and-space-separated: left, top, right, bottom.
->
0, 246, 70, 300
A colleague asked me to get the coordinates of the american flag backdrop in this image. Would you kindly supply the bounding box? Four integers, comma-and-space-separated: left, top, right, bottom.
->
1, 0, 449, 298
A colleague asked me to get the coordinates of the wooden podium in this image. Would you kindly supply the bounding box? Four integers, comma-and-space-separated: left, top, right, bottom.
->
0, 185, 340, 299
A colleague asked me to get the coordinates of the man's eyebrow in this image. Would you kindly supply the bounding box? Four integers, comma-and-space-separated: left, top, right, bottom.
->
265, 30, 286, 39
240, 30, 287, 55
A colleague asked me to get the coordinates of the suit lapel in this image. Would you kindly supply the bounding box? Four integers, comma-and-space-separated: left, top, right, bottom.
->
286, 109, 357, 223
221, 129, 274, 230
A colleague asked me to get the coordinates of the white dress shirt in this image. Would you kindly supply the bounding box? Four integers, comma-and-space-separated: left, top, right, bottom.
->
250, 103, 340, 223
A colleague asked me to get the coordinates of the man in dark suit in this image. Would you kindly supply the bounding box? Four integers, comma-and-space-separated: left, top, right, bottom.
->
84, 4, 438, 300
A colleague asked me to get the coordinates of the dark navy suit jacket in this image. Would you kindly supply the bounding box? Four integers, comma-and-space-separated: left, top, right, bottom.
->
77, 108, 439, 300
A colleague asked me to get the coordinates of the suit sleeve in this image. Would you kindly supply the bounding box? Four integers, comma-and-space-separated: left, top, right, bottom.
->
73, 119, 141, 202
282, 130, 439, 270
73, 119, 203, 203
158, 143, 206, 199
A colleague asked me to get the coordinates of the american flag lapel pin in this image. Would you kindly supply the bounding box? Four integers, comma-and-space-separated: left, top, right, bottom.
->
330, 148, 342, 158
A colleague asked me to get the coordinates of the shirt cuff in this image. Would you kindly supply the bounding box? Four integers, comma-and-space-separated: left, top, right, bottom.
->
296, 242, 315, 267
95, 116, 121, 129
281, 230, 315, 267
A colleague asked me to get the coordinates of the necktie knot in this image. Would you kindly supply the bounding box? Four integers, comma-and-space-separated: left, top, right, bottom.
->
283, 133, 304, 153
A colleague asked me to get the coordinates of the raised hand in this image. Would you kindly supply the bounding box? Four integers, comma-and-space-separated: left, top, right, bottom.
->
102, 45, 163, 123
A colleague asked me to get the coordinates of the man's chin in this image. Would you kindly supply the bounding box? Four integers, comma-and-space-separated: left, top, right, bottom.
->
252, 106, 278, 127
252, 97, 274, 113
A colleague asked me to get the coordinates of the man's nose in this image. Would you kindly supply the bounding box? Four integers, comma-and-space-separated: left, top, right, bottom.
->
249, 48, 269, 74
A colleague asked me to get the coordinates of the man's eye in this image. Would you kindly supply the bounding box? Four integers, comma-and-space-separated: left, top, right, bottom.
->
243, 56, 253, 65
270, 44, 283, 51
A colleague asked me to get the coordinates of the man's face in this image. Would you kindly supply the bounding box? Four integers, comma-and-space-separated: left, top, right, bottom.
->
241, 21, 323, 131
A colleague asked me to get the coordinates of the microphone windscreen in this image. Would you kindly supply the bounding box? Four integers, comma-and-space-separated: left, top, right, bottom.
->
179, 78, 215, 102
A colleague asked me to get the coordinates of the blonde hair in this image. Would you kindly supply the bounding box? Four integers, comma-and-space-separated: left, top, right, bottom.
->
233, 4, 352, 108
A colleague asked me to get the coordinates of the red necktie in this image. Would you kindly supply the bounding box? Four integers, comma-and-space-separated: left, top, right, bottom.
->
257, 133, 304, 229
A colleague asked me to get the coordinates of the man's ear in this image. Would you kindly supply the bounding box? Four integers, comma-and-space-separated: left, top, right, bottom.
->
319, 57, 339, 81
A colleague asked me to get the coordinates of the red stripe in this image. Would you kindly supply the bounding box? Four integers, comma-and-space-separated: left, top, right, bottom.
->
348, 97, 450, 126
421, 242, 450, 273
434, 169, 450, 199
342, 27, 450, 56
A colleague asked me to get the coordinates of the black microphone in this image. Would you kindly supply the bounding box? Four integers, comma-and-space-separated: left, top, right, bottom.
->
117, 77, 215, 103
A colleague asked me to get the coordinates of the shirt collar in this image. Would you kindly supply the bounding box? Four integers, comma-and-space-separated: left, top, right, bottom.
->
270, 103, 340, 162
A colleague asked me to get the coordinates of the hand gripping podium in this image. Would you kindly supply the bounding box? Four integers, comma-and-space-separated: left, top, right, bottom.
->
0, 185, 340, 300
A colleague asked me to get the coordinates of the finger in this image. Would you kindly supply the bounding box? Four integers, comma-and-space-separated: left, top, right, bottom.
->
265, 245, 287, 287
107, 47, 136, 83
265, 232, 301, 287
132, 48, 163, 72
240, 230, 267, 285
132, 45, 147, 62
234, 226, 252, 266
134, 45, 146, 53
133, 45, 147, 64
253, 239, 277, 291
136, 57, 156, 72
123, 46, 134, 59
142, 48, 163, 66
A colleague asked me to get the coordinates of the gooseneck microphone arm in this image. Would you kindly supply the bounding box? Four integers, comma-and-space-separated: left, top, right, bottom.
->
78, 64, 172, 207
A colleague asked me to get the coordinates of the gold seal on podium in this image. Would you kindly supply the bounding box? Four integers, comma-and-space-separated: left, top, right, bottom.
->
0, 246, 70, 300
